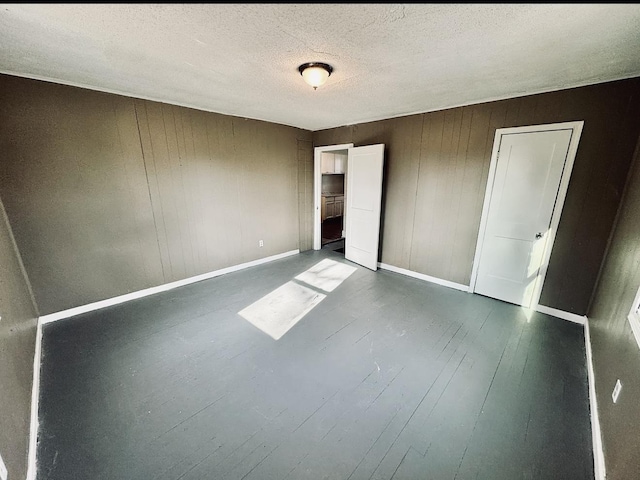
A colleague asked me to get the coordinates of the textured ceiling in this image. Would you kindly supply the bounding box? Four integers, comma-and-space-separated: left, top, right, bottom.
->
1, 4, 640, 131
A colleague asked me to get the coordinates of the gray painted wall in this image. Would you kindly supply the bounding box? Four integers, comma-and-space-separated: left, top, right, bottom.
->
588, 134, 640, 480
0, 197, 38, 480
0, 74, 312, 315
313, 77, 640, 316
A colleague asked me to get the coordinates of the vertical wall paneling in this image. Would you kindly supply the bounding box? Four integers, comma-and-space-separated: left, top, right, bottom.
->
588, 133, 640, 480
540, 85, 640, 313
446, 108, 471, 278
134, 100, 305, 286
116, 99, 165, 285
459, 104, 494, 285
313, 77, 640, 315
378, 116, 423, 267
411, 110, 445, 276
232, 118, 300, 260
0, 78, 163, 313
0, 197, 38, 480
298, 139, 314, 252
200, 108, 244, 270
0, 74, 310, 315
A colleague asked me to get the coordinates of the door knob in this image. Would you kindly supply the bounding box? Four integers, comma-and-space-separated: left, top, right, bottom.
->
535, 232, 543, 239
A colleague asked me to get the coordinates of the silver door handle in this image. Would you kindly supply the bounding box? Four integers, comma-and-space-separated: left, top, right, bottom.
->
535, 232, 543, 239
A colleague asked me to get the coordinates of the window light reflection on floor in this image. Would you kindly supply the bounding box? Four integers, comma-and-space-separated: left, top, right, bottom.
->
238, 259, 357, 340
294, 258, 357, 292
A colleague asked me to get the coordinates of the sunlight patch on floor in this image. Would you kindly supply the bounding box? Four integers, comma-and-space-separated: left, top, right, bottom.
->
239, 258, 357, 340
239, 281, 325, 340
295, 258, 357, 292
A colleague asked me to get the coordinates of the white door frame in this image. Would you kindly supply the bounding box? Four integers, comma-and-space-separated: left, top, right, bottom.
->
313, 143, 354, 250
469, 121, 584, 308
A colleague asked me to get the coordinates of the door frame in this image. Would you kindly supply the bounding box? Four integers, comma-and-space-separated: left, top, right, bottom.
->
469, 121, 584, 308
313, 143, 354, 250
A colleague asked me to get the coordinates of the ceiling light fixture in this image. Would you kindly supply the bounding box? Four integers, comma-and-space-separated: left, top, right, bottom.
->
298, 62, 333, 90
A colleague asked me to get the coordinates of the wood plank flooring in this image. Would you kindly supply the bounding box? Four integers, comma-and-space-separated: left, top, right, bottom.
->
322, 217, 343, 245
37, 250, 593, 480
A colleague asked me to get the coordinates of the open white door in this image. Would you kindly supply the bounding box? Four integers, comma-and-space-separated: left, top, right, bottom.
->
345, 144, 384, 271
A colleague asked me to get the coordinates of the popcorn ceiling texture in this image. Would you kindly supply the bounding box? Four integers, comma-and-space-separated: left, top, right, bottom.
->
1, 4, 639, 131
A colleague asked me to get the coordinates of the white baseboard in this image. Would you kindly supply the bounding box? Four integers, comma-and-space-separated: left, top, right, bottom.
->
377, 262, 470, 292
26, 320, 43, 480
584, 318, 606, 480
39, 250, 299, 324
534, 304, 587, 325
375, 264, 587, 327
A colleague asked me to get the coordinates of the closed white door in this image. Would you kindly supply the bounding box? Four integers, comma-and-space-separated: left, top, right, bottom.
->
474, 129, 573, 307
345, 144, 385, 271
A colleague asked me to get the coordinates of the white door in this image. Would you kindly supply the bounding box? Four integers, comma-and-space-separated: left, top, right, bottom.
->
474, 129, 573, 307
345, 144, 385, 271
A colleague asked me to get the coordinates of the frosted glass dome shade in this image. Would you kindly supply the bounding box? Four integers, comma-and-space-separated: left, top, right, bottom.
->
298, 62, 333, 90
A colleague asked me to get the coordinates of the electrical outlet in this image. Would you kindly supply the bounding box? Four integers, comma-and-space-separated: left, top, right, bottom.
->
0, 451, 8, 480
259, 240, 264, 247
612, 379, 622, 403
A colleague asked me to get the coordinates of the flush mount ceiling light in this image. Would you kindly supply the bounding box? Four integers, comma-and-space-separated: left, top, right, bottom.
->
298, 62, 333, 90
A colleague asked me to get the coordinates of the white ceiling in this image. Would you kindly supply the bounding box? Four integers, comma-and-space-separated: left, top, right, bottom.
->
1, 4, 640, 131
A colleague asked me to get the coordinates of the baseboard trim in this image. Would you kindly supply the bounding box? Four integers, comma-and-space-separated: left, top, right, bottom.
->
534, 305, 587, 325
39, 250, 300, 324
584, 318, 606, 480
26, 320, 43, 480
377, 262, 470, 292
375, 264, 587, 326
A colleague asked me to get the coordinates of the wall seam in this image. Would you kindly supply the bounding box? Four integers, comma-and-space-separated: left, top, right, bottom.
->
408, 114, 426, 269
0, 197, 39, 316
585, 105, 640, 316
0, 197, 40, 480
133, 101, 167, 281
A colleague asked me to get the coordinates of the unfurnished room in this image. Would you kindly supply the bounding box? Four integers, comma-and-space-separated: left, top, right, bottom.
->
1, 4, 640, 480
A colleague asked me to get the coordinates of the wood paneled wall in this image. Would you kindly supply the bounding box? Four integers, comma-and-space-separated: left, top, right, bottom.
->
0, 198, 38, 480
588, 133, 640, 480
314, 77, 640, 315
0, 75, 312, 315
297, 139, 314, 252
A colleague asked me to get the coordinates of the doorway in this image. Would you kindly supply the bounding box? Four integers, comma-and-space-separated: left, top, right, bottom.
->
320, 149, 347, 254
313, 143, 385, 271
470, 121, 584, 308
313, 144, 352, 253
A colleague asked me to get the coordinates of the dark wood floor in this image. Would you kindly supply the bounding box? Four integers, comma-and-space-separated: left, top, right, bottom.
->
37, 250, 593, 480
322, 217, 343, 245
